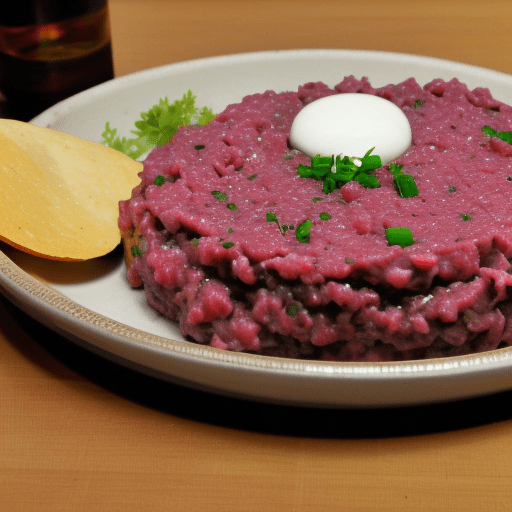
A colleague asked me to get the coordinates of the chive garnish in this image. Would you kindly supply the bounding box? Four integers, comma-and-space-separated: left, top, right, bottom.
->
227, 227, 234, 233
386, 227, 414, 248
320, 212, 331, 220
154, 175, 166, 186
222, 241, 234, 249
227, 203, 237, 211
131, 244, 141, 257
355, 172, 380, 189
211, 190, 227, 201
297, 148, 382, 193
482, 125, 512, 145
285, 304, 300, 317
247, 174, 258, 181
413, 99, 424, 108
395, 173, 419, 197
191, 238, 199, 246
296, 219, 312, 243
460, 213, 471, 221
448, 185, 457, 193
390, 164, 418, 197
195, 144, 206, 150
266, 212, 293, 235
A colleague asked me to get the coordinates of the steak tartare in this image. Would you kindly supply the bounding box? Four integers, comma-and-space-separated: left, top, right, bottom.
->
119, 77, 512, 361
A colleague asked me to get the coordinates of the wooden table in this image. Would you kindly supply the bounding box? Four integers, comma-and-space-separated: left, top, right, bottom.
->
3, 1, 512, 510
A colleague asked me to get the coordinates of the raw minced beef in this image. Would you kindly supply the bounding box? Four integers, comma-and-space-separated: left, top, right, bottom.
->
118, 77, 512, 361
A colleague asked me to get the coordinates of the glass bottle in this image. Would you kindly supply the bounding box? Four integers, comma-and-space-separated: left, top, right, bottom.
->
0, 0, 114, 121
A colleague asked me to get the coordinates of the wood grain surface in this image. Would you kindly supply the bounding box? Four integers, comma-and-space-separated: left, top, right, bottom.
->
2, 1, 512, 510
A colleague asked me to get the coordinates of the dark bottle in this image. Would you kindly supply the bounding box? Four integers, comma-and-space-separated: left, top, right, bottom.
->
0, 0, 114, 121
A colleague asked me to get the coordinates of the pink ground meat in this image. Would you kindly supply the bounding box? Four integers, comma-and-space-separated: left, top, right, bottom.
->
119, 77, 512, 361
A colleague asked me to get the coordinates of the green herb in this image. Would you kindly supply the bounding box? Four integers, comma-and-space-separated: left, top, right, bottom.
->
448, 185, 457, 193
320, 212, 331, 220
266, 212, 293, 236
355, 172, 380, 189
386, 227, 414, 248
482, 125, 512, 145
154, 175, 166, 186
413, 99, 424, 108
211, 190, 227, 201
227, 227, 233, 233
297, 148, 382, 193
247, 174, 258, 181
222, 241, 234, 249
312, 197, 322, 203
266, 212, 279, 225
296, 219, 312, 243
390, 164, 418, 198
131, 244, 141, 257
460, 213, 471, 221
227, 202, 237, 211
285, 304, 300, 317
195, 144, 206, 150
101, 90, 215, 159
191, 238, 199, 246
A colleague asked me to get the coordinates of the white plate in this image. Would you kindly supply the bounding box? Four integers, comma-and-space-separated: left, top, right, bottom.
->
2, 49, 512, 408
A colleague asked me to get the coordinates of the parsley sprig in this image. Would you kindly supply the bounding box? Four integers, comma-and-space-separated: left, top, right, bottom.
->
101, 90, 215, 159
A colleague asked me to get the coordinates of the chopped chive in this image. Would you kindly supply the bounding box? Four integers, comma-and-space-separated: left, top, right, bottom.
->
297, 164, 313, 178
131, 244, 141, 257
389, 163, 403, 175
355, 172, 380, 189
322, 177, 336, 194
191, 238, 199, 246
211, 190, 227, 201
311, 154, 334, 172
194, 144, 206, 150
227, 203, 237, 211
296, 219, 312, 243
386, 227, 414, 248
222, 241, 234, 249
460, 213, 471, 221
482, 125, 512, 144
227, 227, 233, 233
448, 185, 457, 193
413, 99, 424, 108
247, 174, 258, 181
394, 173, 419, 197
154, 175, 166, 186
297, 149, 382, 193
312, 197, 322, 203
285, 304, 300, 317
267, 212, 293, 236
320, 212, 331, 220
